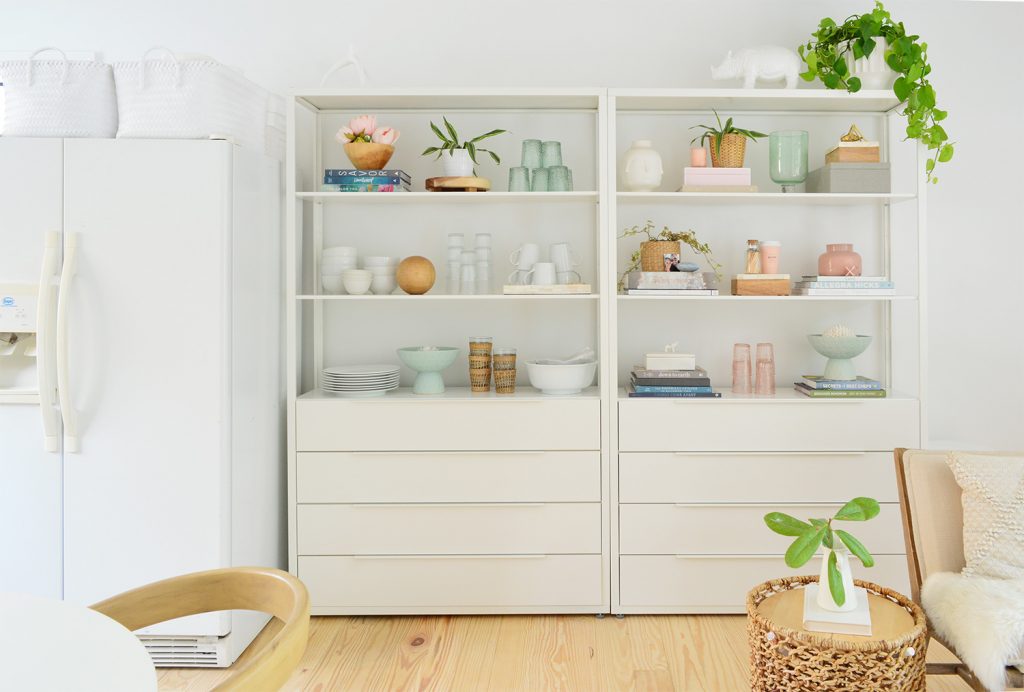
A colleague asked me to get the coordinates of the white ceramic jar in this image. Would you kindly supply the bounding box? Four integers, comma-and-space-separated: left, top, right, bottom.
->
442, 149, 474, 177
622, 140, 664, 192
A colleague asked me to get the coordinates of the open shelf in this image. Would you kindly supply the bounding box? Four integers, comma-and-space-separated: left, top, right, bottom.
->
298, 293, 599, 301
618, 295, 915, 302
301, 386, 601, 401
616, 192, 914, 206
297, 191, 599, 203
619, 387, 915, 402
611, 88, 902, 113
294, 88, 603, 112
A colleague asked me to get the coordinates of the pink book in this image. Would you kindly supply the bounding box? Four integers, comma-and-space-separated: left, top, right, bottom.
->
683, 167, 751, 186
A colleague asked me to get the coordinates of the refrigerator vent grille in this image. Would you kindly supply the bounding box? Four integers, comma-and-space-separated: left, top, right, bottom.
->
138, 635, 228, 668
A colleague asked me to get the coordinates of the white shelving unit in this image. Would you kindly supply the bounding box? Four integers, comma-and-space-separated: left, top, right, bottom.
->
286, 87, 925, 616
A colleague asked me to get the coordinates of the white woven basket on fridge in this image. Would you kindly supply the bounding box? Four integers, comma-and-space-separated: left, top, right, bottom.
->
112, 47, 269, 151
0, 47, 118, 137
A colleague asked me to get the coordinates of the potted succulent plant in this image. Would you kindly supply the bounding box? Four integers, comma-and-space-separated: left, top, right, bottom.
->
764, 497, 879, 612
335, 115, 400, 170
421, 117, 507, 177
618, 221, 721, 291
798, 1, 952, 182
690, 110, 766, 168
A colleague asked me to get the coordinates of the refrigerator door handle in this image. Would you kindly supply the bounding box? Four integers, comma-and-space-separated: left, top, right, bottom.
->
36, 231, 61, 452
56, 232, 80, 453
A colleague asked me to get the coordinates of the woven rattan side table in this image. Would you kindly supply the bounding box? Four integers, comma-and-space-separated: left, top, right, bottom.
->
747, 575, 928, 692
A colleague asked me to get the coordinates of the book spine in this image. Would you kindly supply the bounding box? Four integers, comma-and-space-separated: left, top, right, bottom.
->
324, 169, 411, 180
795, 288, 895, 296
797, 281, 893, 289
321, 184, 408, 192
629, 390, 721, 398
804, 276, 888, 282
801, 380, 881, 391
794, 386, 887, 398
632, 378, 712, 388
627, 289, 719, 296
632, 369, 707, 378
632, 385, 713, 393
324, 175, 407, 185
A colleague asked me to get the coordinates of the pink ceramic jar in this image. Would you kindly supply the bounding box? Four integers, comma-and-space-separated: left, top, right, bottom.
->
818, 244, 862, 276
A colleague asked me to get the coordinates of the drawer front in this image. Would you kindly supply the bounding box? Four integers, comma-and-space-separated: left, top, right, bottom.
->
619, 453, 898, 503
297, 398, 600, 451
618, 399, 919, 452
619, 555, 910, 610
619, 503, 906, 555
297, 451, 600, 503
298, 503, 601, 555
299, 554, 603, 608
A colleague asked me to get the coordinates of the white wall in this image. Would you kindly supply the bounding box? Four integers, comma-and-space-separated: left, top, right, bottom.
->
6, 0, 1022, 448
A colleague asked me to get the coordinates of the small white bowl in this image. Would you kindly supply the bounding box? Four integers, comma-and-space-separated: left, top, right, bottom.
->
322, 259, 357, 271
321, 275, 345, 294
366, 265, 396, 275
371, 275, 397, 295
342, 269, 373, 295
363, 256, 397, 267
525, 360, 598, 395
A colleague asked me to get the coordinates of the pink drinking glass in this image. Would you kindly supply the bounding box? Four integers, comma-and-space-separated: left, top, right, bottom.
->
755, 342, 776, 395
732, 343, 752, 394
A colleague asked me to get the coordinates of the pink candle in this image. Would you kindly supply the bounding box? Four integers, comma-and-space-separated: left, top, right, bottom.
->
690, 147, 707, 168
760, 240, 781, 274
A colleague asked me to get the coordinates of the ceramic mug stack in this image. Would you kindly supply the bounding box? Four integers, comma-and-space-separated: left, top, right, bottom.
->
363, 256, 398, 295
469, 337, 492, 392
447, 233, 464, 294
508, 139, 574, 192
492, 348, 517, 394
448, 233, 492, 295
508, 242, 581, 286
321, 246, 358, 294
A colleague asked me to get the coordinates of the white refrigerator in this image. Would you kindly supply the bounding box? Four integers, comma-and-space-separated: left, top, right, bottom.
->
0, 137, 283, 667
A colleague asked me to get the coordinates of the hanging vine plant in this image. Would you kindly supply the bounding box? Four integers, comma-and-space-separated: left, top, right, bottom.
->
798, 1, 952, 183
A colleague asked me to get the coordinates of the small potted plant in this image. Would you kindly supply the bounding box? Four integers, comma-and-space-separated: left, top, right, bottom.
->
421, 117, 507, 177
335, 115, 400, 170
690, 110, 766, 168
618, 221, 721, 291
763, 497, 879, 611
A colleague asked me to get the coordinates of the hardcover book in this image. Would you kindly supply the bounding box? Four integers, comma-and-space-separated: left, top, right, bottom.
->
626, 289, 719, 296
794, 288, 895, 296
321, 183, 409, 192
801, 375, 881, 391
794, 383, 887, 398
803, 584, 872, 636
631, 385, 714, 394
627, 385, 721, 398
324, 168, 411, 182
324, 175, 408, 185
631, 375, 712, 388
802, 275, 888, 283
632, 366, 707, 379
795, 280, 894, 289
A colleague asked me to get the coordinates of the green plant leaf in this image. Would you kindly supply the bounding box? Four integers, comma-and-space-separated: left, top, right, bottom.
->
442, 117, 460, 146
764, 512, 813, 537
430, 121, 449, 144
823, 73, 841, 90
938, 143, 954, 163
823, 528, 835, 549
420, 146, 440, 157
932, 108, 947, 121
893, 76, 912, 102
847, 76, 862, 92
836, 529, 875, 567
465, 141, 478, 164
469, 129, 507, 143
784, 525, 826, 569
834, 497, 880, 521
827, 551, 846, 606
487, 149, 501, 165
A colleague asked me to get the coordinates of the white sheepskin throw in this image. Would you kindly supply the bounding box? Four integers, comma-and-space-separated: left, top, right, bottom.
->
922, 572, 1024, 691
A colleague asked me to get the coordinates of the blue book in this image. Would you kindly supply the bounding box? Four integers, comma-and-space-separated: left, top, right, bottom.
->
324, 168, 411, 182
800, 375, 881, 391
627, 385, 721, 398
632, 385, 714, 394
324, 175, 407, 185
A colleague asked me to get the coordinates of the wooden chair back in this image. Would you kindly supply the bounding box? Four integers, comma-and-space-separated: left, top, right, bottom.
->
91, 567, 309, 691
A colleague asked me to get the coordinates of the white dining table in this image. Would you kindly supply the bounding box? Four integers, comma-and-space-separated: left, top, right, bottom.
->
0, 591, 157, 691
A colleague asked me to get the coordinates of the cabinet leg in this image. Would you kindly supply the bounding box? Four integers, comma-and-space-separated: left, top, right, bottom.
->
596, 613, 605, 619
615, 614, 625, 619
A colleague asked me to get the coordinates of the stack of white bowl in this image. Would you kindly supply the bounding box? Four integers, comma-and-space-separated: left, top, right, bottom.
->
321, 246, 358, 294
363, 256, 398, 295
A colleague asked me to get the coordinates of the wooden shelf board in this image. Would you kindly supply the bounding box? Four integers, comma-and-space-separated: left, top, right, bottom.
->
612, 88, 902, 113
616, 192, 914, 206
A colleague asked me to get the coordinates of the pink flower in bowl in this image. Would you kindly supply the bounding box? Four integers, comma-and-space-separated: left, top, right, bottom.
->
334, 126, 355, 143
372, 127, 400, 145
347, 115, 376, 141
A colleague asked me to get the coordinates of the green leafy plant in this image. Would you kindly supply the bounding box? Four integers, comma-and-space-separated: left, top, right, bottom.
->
421, 117, 507, 167
618, 221, 721, 291
689, 110, 767, 158
798, 1, 952, 183
764, 497, 879, 606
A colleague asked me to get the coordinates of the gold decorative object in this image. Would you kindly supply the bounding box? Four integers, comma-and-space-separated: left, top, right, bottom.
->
841, 124, 866, 142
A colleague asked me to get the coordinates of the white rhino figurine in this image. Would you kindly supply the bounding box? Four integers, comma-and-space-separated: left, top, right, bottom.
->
711, 46, 802, 89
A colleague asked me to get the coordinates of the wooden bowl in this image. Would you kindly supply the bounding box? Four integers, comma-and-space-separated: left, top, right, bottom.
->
343, 142, 395, 170
396, 256, 436, 295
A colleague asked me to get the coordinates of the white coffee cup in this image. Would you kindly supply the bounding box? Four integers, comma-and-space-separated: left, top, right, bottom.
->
510, 243, 540, 270
557, 270, 582, 284
507, 269, 530, 285
447, 233, 465, 248
549, 242, 578, 273
528, 262, 557, 286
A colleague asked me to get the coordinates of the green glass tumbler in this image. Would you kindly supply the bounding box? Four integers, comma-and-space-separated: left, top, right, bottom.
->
531, 167, 549, 192
541, 141, 562, 167
548, 166, 571, 192
521, 140, 542, 169
508, 167, 531, 192
769, 130, 809, 193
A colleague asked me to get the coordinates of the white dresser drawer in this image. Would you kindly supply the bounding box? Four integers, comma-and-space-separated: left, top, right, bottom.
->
618, 398, 919, 452
619, 554, 911, 611
298, 502, 601, 555
619, 503, 906, 555
299, 554, 603, 608
297, 451, 600, 503
618, 452, 898, 503
297, 396, 600, 451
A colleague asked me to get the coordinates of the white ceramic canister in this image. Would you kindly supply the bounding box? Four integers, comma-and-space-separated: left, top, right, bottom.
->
622, 140, 664, 192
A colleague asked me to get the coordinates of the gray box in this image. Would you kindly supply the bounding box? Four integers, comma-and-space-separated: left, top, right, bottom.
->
805, 162, 891, 193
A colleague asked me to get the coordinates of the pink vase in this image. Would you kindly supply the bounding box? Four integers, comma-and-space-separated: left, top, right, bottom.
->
818, 244, 862, 277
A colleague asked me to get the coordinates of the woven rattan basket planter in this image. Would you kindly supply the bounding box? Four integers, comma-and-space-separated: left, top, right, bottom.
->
710, 133, 747, 168
640, 240, 681, 272
747, 575, 928, 692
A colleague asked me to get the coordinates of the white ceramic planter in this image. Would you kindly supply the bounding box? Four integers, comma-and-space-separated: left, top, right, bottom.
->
442, 149, 474, 177
844, 37, 898, 91
622, 140, 663, 192
817, 547, 858, 612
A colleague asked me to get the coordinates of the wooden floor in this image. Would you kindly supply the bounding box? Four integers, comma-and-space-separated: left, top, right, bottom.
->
156, 615, 972, 691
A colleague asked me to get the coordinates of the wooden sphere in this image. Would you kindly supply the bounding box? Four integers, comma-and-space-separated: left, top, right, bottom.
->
396, 256, 436, 295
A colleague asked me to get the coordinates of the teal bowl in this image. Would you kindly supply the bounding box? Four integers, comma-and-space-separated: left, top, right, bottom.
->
396, 346, 459, 394
806, 334, 871, 381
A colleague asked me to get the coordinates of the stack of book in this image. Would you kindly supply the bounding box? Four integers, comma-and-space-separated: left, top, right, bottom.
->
794, 375, 886, 398
679, 167, 757, 193
322, 169, 411, 192
628, 365, 721, 398
793, 276, 894, 296
625, 271, 719, 296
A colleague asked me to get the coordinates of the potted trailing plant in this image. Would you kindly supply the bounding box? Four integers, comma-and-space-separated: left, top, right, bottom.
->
798, 1, 952, 182
690, 110, 766, 168
618, 221, 721, 291
764, 497, 879, 612
335, 115, 400, 170
421, 117, 507, 177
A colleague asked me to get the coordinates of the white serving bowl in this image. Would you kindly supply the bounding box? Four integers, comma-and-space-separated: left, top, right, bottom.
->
371, 275, 397, 295
525, 360, 598, 395
342, 269, 373, 295
363, 256, 397, 267
321, 275, 345, 294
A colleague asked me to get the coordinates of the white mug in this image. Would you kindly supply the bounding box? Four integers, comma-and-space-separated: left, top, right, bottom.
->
510, 243, 540, 270
557, 270, 582, 284
549, 242, 579, 273
529, 262, 557, 286
507, 269, 530, 285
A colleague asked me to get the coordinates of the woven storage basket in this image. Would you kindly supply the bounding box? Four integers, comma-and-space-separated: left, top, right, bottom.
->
747, 575, 928, 692
640, 241, 681, 272
494, 368, 517, 393
0, 48, 118, 137
710, 133, 747, 168
113, 47, 269, 151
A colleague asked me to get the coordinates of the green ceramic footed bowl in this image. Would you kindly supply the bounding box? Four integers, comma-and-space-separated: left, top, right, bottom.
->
396, 346, 459, 394
806, 334, 872, 381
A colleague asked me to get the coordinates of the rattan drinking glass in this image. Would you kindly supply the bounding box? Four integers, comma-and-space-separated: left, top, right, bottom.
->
470, 367, 492, 392
469, 337, 493, 357
492, 348, 517, 370
494, 368, 516, 394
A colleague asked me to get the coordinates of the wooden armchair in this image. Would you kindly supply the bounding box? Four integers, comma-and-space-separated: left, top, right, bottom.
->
90, 567, 309, 692
895, 448, 1024, 691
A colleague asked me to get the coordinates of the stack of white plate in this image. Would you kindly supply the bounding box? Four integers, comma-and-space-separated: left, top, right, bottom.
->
321, 364, 400, 397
